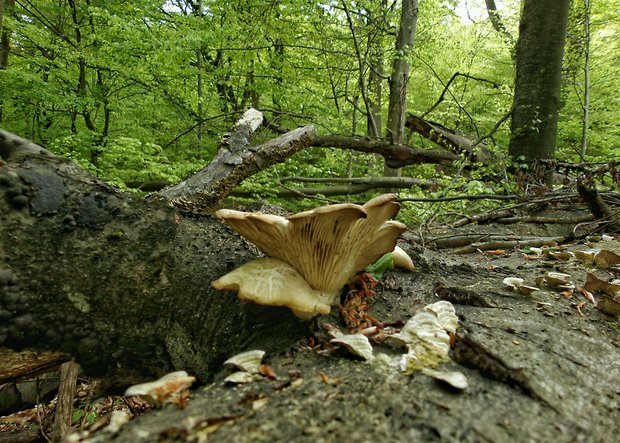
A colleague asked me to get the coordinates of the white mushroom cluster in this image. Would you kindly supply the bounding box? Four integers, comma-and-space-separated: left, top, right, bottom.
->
212, 194, 408, 319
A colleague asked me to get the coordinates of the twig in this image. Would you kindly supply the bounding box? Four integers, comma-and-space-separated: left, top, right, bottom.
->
421, 72, 500, 119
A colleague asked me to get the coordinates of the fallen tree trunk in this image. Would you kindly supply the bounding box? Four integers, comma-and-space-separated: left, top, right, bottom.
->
0, 124, 308, 388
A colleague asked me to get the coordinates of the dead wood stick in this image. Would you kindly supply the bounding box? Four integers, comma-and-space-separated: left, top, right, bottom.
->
52, 359, 80, 442
453, 236, 567, 254
496, 214, 595, 224
400, 194, 518, 203
451, 208, 516, 227
577, 182, 614, 219
158, 110, 316, 213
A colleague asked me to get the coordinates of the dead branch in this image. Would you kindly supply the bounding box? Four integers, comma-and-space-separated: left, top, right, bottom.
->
277, 176, 433, 187
496, 214, 595, 224
406, 233, 521, 249
312, 134, 457, 167
232, 182, 428, 199
453, 236, 567, 254
158, 109, 316, 213
399, 194, 518, 203
451, 208, 516, 227
405, 114, 493, 162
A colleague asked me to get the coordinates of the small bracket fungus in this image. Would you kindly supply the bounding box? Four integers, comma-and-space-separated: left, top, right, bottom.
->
223, 349, 265, 374
212, 194, 407, 318
124, 371, 196, 407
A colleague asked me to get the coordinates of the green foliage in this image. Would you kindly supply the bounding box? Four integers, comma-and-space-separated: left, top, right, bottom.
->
0, 0, 617, 214
365, 252, 394, 280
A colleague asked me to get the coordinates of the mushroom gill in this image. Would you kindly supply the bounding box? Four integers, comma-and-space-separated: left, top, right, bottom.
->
212, 194, 407, 317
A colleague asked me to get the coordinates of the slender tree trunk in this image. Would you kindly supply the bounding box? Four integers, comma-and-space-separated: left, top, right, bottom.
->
0, 0, 15, 124
195, 0, 204, 146
580, 0, 590, 159
341, 1, 378, 138
366, 2, 386, 139
384, 0, 418, 178
484, 0, 515, 61
508, 0, 570, 166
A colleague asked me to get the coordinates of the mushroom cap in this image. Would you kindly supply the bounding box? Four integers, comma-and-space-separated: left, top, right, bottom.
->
392, 245, 416, 271
211, 257, 333, 318
215, 194, 406, 295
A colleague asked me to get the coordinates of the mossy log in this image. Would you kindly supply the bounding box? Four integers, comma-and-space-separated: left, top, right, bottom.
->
0, 121, 308, 388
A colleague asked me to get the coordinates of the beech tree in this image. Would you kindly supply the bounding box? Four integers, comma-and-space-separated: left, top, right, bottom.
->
384, 0, 418, 178
508, 0, 571, 169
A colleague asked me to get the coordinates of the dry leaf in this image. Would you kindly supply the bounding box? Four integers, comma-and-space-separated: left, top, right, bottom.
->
584, 272, 620, 297
259, 365, 277, 380
596, 295, 620, 316
593, 250, 620, 269
319, 371, 340, 385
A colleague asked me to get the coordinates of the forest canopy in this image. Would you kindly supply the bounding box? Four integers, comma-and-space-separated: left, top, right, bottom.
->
0, 0, 618, 222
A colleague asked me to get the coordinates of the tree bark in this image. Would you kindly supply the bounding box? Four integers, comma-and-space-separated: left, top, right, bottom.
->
508, 0, 570, 166
0, 127, 307, 389
0, 0, 15, 125
385, 0, 418, 178
580, 0, 591, 159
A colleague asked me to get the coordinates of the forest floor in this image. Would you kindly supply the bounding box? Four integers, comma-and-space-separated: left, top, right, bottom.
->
2, 219, 620, 443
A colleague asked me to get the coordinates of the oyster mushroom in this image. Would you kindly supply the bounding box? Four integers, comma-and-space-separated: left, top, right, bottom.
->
212, 258, 332, 318
212, 194, 407, 318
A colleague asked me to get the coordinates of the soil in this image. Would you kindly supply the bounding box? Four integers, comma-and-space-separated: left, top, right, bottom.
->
64, 227, 620, 443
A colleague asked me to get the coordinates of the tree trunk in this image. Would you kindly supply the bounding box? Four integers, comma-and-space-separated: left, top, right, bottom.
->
195, 0, 204, 146
0, 0, 15, 125
0, 128, 307, 389
580, 0, 591, 159
508, 0, 570, 167
384, 0, 418, 178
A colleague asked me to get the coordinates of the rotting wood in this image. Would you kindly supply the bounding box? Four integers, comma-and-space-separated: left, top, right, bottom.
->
52, 360, 79, 442
452, 236, 567, 254
405, 114, 493, 162
158, 115, 316, 213
0, 348, 71, 384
